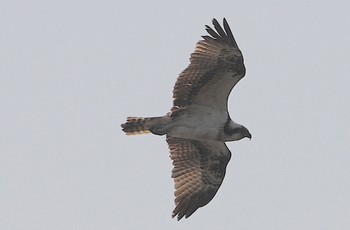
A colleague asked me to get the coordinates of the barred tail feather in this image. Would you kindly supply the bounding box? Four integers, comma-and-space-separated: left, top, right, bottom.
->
121, 117, 153, 135
121, 116, 169, 135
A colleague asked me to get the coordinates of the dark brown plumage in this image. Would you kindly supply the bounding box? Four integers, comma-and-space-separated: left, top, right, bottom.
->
171, 18, 245, 113
167, 136, 231, 220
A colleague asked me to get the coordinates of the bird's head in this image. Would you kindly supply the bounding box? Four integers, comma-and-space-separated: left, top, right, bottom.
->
224, 120, 251, 141
239, 125, 252, 140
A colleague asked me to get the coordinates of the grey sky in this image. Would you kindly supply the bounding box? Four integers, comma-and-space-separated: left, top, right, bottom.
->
1, 0, 349, 229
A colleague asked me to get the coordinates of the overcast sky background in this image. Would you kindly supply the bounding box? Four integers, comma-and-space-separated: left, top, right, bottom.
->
1, 0, 349, 229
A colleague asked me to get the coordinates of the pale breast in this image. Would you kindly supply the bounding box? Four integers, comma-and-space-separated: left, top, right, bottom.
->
168, 105, 228, 141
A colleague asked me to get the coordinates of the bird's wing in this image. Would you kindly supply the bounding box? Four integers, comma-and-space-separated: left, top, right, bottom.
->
166, 136, 231, 220
172, 18, 245, 114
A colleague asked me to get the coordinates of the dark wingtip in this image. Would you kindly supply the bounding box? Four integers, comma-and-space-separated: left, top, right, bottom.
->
212, 18, 219, 25
172, 209, 185, 221
223, 17, 228, 25
204, 18, 238, 48
172, 212, 184, 221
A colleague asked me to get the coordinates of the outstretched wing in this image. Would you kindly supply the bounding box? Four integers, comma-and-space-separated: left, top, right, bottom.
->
166, 136, 231, 220
172, 18, 246, 113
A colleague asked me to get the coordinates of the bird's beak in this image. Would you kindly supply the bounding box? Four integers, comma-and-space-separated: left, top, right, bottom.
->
247, 131, 252, 140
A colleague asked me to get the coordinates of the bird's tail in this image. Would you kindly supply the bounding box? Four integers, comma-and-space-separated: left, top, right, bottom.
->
121, 116, 170, 135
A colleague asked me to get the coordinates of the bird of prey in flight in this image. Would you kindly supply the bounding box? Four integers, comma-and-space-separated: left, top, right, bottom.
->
121, 18, 251, 220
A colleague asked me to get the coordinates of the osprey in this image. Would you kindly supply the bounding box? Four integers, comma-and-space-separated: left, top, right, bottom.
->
121, 18, 251, 220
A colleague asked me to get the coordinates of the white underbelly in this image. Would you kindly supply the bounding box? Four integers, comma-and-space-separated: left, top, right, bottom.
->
168, 105, 228, 141
168, 125, 219, 140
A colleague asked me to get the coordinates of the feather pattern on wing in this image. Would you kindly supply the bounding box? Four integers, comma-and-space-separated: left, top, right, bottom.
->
171, 18, 246, 113
167, 136, 231, 220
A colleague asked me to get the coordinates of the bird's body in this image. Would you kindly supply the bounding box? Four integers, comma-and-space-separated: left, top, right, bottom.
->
167, 105, 229, 141
121, 18, 251, 220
